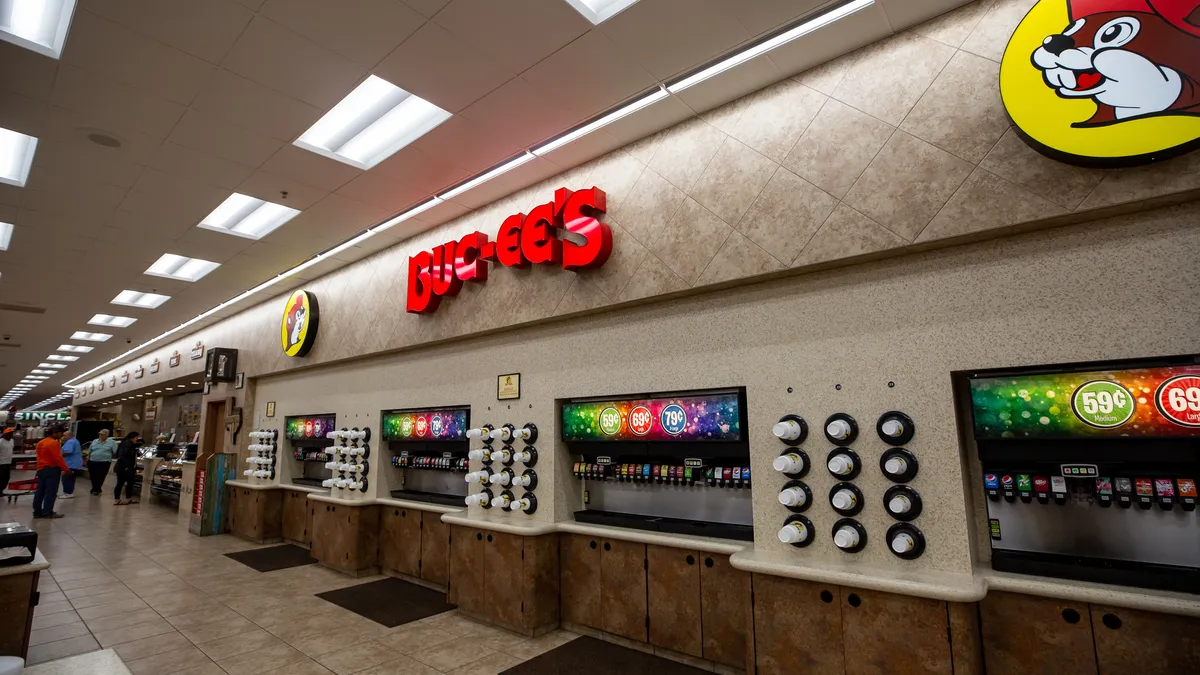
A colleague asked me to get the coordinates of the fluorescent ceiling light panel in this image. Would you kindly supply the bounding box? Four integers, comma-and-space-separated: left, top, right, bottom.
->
295, 75, 451, 170
561, 0, 640, 24
88, 313, 136, 328
199, 193, 301, 240
58, 344, 92, 353
47, 354, 79, 361
70, 331, 111, 342
534, 87, 667, 156
31, 370, 55, 375
668, 0, 874, 93
0, 0, 76, 59
145, 253, 219, 282
438, 153, 535, 202
37, 363, 67, 369
0, 221, 11, 250
112, 290, 170, 309
0, 126, 37, 188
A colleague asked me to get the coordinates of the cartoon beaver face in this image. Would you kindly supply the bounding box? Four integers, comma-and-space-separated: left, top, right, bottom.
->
287, 304, 306, 347
1032, 6, 1200, 125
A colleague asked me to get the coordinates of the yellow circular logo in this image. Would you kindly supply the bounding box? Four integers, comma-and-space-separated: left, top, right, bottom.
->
1001, 0, 1200, 166
281, 290, 319, 357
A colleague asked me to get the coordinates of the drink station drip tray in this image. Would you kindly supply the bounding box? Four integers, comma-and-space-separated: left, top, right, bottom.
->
390, 489, 465, 508
292, 478, 325, 488
574, 509, 753, 541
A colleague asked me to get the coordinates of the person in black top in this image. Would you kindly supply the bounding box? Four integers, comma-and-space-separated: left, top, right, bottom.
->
113, 432, 141, 505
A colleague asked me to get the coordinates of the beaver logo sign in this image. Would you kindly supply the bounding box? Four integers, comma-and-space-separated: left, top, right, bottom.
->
1002, 0, 1200, 166
281, 290, 319, 357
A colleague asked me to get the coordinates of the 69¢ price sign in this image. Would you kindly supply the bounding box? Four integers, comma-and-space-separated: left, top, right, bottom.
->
1071, 380, 1135, 429
1156, 375, 1200, 428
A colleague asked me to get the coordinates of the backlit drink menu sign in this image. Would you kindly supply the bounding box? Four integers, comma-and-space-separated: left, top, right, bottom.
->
561, 392, 742, 443
284, 414, 337, 441
382, 407, 469, 441
970, 364, 1200, 440
406, 187, 613, 314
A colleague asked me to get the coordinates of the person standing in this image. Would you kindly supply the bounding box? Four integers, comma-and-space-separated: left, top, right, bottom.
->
59, 430, 82, 499
0, 428, 14, 498
87, 429, 116, 495
113, 432, 140, 505
33, 425, 67, 519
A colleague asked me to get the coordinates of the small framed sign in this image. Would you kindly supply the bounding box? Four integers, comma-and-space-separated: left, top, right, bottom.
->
150, 359, 160, 374
169, 351, 181, 367
266, 401, 276, 418
497, 373, 521, 401
235, 372, 245, 389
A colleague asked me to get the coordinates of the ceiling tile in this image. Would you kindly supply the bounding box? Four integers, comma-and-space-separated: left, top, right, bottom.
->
370, 146, 468, 195
443, 156, 562, 210
260, 0, 428, 67
259, 144, 362, 193
602, 93, 695, 147
285, 194, 390, 247
80, 0, 255, 64
61, 10, 217, 106
31, 138, 146, 190
105, 208, 196, 241
335, 172, 431, 213
373, 21, 512, 113
401, 0, 450, 18
37, 105, 162, 167
0, 92, 48, 138
148, 143, 256, 191
121, 168, 231, 226
167, 109, 285, 168
409, 115, 523, 176
237, 170, 331, 211
766, 1, 893, 78
21, 169, 128, 219
15, 208, 106, 241
601, 0, 750, 80
459, 77, 583, 150
522, 29, 656, 122
172, 227, 257, 263
733, 0, 828, 37
190, 69, 322, 144
433, 0, 590, 74
221, 17, 368, 110
408, 198, 470, 229
0, 41, 58, 101
51, 65, 187, 140
536, 128, 624, 171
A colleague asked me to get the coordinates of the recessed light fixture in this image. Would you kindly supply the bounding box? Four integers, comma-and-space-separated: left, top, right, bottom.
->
47, 355, 79, 362
0, 126, 38, 188
58, 344, 92, 353
31, 370, 55, 375
153, 390, 162, 393
165, 387, 174, 390
70, 331, 111, 342
88, 313, 137, 328
561, 0, 640, 24
668, 0, 874, 93
191, 382, 200, 385
145, 254, 219, 282
0, 221, 12, 250
199, 193, 301, 240
37, 363, 67, 369
111, 290, 170, 309
26, 376, 47, 380
295, 75, 451, 170
0, 0, 78, 59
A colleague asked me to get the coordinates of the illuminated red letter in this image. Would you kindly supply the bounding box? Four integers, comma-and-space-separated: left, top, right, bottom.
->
406, 250, 440, 314
558, 187, 612, 271
520, 202, 562, 265
455, 232, 489, 283
431, 242, 462, 297
495, 213, 528, 269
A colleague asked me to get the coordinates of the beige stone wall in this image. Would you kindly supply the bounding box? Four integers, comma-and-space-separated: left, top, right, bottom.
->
251, 203, 1197, 576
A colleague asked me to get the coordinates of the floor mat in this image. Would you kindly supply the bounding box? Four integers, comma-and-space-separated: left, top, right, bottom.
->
500, 636, 710, 674
316, 577, 456, 628
224, 544, 316, 572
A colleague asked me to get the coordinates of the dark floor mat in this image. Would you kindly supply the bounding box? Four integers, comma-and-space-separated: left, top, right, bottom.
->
224, 544, 316, 572
500, 636, 710, 674
316, 577, 456, 628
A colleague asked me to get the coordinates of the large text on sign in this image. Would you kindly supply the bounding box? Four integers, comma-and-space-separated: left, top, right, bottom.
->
406, 187, 612, 314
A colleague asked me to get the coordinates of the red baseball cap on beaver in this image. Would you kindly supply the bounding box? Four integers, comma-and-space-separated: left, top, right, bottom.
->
1069, 0, 1200, 36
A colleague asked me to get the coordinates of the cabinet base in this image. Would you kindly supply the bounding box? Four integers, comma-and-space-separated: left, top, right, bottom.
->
560, 621, 746, 674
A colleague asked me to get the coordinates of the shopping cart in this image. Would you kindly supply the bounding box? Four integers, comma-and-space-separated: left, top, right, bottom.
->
3, 478, 36, 503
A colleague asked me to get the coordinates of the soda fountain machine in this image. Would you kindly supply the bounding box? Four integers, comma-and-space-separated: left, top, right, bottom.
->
383, 406, 471, 506
562, 388, 753, 540
285, 413, 336, 488
966, 355, 1200, 592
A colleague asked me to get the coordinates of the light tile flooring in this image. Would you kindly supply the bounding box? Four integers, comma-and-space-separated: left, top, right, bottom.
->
5, 494, 578, 674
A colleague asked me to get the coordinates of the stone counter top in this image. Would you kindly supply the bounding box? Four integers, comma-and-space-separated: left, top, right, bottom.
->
226, 480, 279, 491
375, 497, 463, 515
557, 521, 747, 555
0, 549, 50, 577
281, 483, 329, 494
441, 512, 557, 535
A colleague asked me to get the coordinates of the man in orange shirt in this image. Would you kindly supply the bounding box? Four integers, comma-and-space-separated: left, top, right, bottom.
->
33, 424, 67, 519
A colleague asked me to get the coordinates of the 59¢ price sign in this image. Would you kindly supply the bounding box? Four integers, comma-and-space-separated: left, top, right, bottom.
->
1071, 380, 1135, 428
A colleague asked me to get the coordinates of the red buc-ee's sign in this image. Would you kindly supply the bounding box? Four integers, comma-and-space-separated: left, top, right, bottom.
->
406, 186, 612, 314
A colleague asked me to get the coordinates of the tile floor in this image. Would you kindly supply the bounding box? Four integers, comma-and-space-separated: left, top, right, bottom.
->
5, 493, 578, 674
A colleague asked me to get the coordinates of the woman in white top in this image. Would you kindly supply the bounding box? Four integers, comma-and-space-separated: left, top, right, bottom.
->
0, 428, 14, 496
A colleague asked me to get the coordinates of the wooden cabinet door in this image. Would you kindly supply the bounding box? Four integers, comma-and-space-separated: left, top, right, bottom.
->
420, 511, 450, 587
485, 532, 526, 631
841, 587, 951, 675
1091, 605, 1200, 675
304, 498, 315, 545
980, 591, 1097, 675
379, 507, 421, 576
521, 534, 560, 632
449, 526, 485, 614
560, 534, 602, 629
282, 492, 306, 543
699, 554, 752, 669
753, 574, 845, 675
647, 545, 702, 658
599, 539, 647, 642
